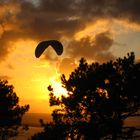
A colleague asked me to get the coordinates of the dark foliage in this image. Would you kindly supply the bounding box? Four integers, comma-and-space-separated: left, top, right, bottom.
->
31, 52, 140, 140
0, 80, 29, 140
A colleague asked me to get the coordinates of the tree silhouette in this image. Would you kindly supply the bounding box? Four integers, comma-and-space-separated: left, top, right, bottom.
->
31, 52, 140, 140
0, 80, 29, 140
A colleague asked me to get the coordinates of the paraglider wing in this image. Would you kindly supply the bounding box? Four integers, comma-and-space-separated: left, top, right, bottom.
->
49, 40, 63, 55
35, 40, 63, 58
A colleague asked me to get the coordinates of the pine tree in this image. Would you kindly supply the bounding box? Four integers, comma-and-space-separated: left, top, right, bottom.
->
31, 52, 140, 140
0, 80, 29, 140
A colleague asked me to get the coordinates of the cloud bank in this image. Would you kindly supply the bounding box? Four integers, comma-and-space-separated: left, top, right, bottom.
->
0, 0, 140, 63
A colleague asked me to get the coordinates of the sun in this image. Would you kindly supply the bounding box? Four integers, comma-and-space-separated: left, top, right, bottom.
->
51, 80, 68, 97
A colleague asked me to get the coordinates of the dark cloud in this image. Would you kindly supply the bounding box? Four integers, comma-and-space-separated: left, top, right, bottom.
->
40, 31, 114, 66
58, 31, 115, 76
66, 31, 114, 62
0, 0, 139, 62
76, 0, 140, 23
0, 30, 22, 62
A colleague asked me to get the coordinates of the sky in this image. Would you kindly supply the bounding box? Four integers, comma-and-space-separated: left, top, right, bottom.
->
0, 0, 140, 113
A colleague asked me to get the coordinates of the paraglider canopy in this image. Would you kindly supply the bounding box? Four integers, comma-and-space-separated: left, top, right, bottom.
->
35, 40, 63, 58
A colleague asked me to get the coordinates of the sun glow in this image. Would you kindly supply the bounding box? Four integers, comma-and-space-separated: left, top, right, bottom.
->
50, 80, 68, 97
0, 39, 71, 113
75, 19, 110, 40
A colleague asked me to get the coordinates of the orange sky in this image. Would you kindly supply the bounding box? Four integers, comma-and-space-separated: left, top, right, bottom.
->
0, 0, 140, 113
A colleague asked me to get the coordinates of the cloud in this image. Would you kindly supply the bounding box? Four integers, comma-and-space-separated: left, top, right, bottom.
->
0, 75, 11, 80
66, 31, 114, 62
58, 31, 115, 76
58, 57, 77, 77
0, 0, 140, 62
76, 0, 140, 24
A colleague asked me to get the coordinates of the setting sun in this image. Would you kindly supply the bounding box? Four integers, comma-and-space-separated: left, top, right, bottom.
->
50, 79, 68, 97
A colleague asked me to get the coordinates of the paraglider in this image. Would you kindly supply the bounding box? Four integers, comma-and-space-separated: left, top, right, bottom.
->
35, 40, 63, 58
